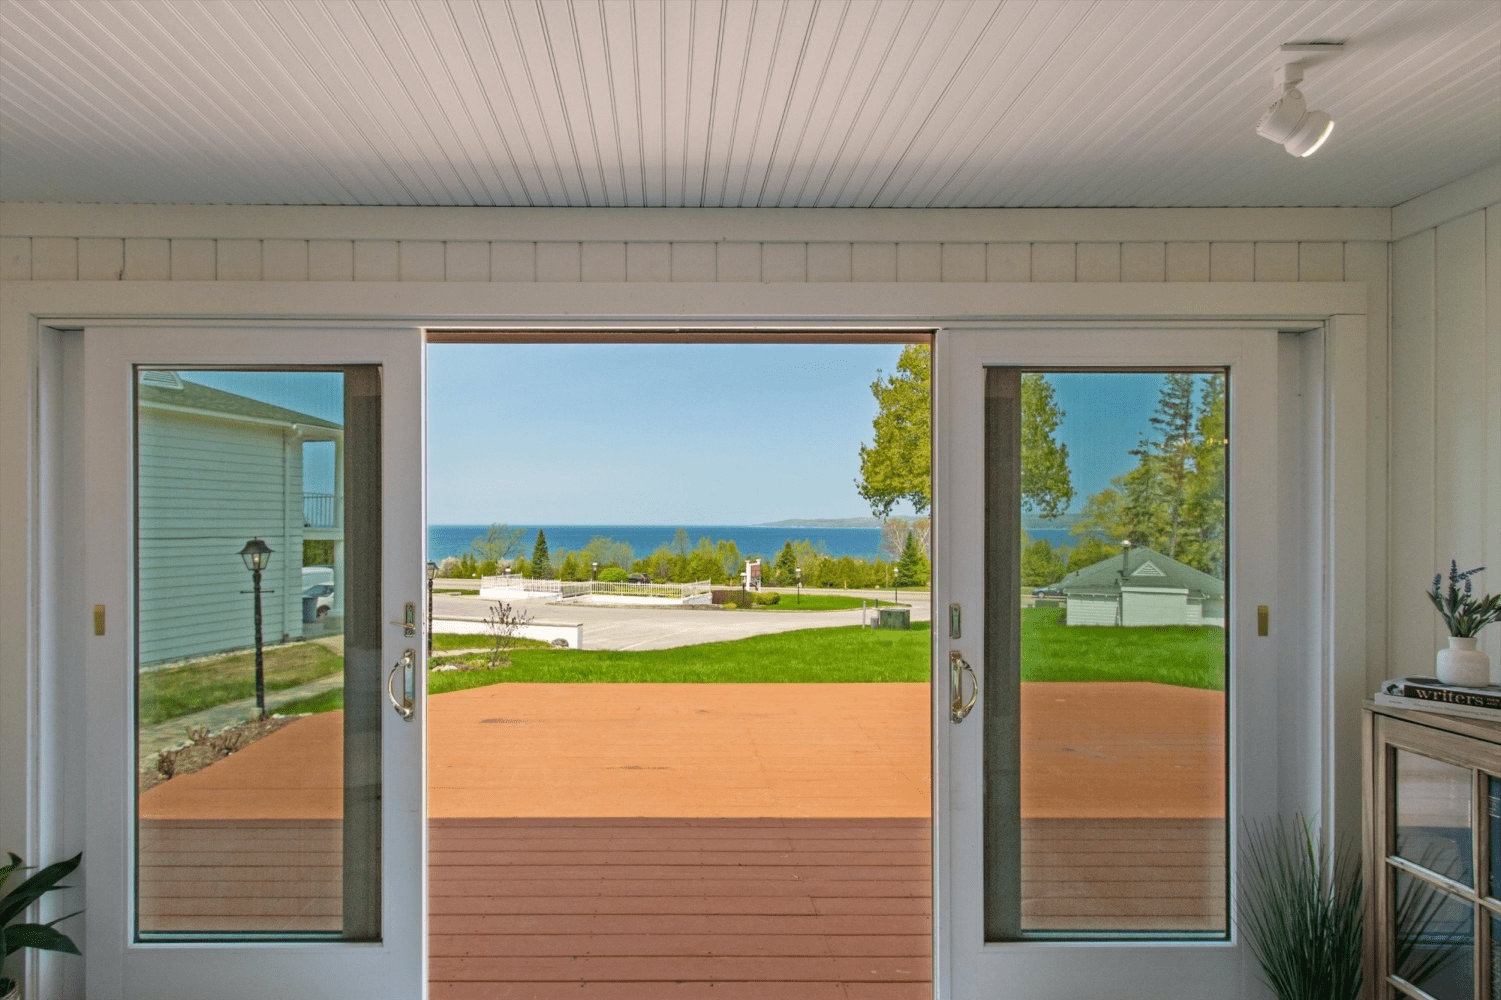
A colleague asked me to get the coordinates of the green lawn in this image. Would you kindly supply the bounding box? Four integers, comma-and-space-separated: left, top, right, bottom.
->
139, 642, 344, 725
1021, 607, 1225, 690
273, 609, 1224, 717
750, 594, 898, 612
431, 632, 549, 652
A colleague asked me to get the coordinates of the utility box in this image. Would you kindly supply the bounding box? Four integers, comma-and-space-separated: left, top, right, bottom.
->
876, 607, 911, 630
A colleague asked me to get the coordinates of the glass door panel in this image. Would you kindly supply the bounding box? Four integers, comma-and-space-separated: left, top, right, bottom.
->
1013, 370, 1228, 938
134, 368, 375, 939
934, 329, 1278, 998
83, 327, 425, 998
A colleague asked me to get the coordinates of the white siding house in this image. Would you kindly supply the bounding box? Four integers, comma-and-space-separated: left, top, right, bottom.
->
136, 372, 342, 665
1047, 546, 1225, 628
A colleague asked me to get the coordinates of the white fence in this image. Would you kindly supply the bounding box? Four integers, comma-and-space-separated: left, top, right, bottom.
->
479, 574, 713, 605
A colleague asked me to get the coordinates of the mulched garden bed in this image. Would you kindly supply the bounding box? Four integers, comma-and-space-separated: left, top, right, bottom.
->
138, 714, 300, 795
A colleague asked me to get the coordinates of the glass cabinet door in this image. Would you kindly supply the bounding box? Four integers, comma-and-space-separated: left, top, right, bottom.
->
1371, 714, 1500, 1000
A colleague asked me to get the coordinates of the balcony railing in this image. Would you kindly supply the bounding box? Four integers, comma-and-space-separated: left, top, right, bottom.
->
303, 492, 338, 529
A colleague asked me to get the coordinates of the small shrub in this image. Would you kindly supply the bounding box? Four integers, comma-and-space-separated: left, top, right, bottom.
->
210, 729, 249, 756
156, 748, 179, 779
550, 638, 570, 648
599, 566, 628, 583
753, 591, 781, 606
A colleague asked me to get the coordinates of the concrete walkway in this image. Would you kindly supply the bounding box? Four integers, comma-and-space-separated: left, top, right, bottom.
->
433, 590, 931, 652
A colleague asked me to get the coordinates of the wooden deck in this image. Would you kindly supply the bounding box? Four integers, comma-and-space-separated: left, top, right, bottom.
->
136, 681, 1228, 991
430, 817, 931, 999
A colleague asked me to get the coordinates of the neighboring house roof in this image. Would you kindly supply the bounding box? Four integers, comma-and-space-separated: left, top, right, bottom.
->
1046, 546, 1224, 598
138, 372, 342, 431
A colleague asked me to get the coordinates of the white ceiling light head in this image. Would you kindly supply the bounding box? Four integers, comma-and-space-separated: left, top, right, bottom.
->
1256, 42, 1343, 157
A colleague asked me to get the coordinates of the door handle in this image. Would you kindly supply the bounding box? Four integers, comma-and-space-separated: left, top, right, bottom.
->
949, 650, 978, 723
387, 648, 416, 720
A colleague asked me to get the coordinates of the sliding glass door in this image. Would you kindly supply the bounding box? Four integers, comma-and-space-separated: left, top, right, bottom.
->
82, 327, 427, 998
932, 328, 1278, 996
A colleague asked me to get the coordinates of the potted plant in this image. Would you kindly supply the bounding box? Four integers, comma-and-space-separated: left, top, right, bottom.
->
1238, 815, 1362, 1000
1, 852, 82, 1000
1427, 561, 1501, 687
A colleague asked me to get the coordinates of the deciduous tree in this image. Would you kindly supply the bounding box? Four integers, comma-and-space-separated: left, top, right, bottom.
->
857, 347, 1073, 518
471, 523, 524, 566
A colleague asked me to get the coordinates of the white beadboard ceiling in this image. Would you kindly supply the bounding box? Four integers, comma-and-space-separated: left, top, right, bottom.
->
1, 0, 1497, 209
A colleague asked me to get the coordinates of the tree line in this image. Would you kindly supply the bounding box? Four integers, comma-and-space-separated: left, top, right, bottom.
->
857, 346, 1227, 586
439, 523, 928, 589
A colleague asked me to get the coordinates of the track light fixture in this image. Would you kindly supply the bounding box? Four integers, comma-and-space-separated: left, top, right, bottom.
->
1256, 43, 1342, 157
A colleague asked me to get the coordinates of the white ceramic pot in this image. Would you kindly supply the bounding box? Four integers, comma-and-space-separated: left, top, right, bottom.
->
1435, 636, 1491, 688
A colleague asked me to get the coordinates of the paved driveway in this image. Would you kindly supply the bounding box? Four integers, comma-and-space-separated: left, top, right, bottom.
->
433, 590, 931, 651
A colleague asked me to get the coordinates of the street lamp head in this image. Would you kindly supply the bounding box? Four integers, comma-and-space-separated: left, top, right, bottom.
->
426, 560, 438, 581
239, 537, 273, 572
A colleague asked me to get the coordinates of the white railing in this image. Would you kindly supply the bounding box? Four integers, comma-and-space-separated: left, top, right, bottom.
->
480, 575, 712, 600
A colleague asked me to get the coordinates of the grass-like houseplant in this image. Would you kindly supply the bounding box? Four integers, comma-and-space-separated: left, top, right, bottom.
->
1238, 816, 1362, 1000
1, 852, 82, 999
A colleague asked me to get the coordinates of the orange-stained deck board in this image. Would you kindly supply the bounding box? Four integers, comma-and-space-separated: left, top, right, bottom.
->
135, 681, 1228, 992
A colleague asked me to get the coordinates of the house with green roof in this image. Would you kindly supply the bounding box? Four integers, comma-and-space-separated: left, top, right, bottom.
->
137, 371, 344, 664
1041, 544, 1225, 628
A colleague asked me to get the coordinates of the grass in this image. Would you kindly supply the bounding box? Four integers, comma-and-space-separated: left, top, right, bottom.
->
429, 623, 932, 688
750, 594, 897, 612
270, 609, 1225, 716
433, 588, 478, 595
1021, 607, 1225, 690
139, 642, 344, 725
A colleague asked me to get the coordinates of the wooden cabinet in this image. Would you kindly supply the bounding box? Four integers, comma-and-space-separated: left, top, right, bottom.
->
1364, 703, 1500, 999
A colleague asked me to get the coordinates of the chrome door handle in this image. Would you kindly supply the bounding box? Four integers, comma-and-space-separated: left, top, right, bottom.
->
387, 648, 416, 720
949, 650, 978, 723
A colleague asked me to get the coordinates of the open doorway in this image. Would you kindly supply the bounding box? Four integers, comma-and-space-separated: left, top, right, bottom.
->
422, 337, 936, 996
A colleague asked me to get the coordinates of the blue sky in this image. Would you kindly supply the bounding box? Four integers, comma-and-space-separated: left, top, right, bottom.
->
182, 353, 1184, 525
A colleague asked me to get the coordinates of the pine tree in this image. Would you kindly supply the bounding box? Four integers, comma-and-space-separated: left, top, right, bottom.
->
773, 541, 798, 587
531, 529, 552, 579
895, 531, 929, 586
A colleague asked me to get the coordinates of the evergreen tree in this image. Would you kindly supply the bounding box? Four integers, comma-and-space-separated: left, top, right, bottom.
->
559, 553, 582, 581
531, 530, 552, 579
773, 541, 798, 586
895, 531, 929, 586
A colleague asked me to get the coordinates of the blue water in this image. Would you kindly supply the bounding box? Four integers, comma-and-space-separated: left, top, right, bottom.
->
429, 524, 887, 564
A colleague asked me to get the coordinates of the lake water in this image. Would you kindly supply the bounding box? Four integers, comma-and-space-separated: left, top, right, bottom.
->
429, 524, 888, 563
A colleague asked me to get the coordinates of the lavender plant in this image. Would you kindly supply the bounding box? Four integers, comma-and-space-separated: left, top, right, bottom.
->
1427, 562, 1501, 638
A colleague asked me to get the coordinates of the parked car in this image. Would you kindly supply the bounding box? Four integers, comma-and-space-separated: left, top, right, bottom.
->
301, 566, 336, 620
627, 573, 651, 584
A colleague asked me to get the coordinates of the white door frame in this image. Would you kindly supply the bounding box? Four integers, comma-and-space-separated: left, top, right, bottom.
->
9, 279, 1366, 998
77, 325, 427, 999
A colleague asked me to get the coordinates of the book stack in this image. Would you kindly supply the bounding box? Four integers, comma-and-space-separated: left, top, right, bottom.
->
1377, 675, 1501, 723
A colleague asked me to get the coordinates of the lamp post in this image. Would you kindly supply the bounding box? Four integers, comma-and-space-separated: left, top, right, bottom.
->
796, 567, 802, 605
238, 538, 273, 716
591, 561, 598, 581
426, 560, 438, 659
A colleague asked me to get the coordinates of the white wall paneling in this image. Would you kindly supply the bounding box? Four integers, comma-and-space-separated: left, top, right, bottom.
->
1388, 189, 1501, 676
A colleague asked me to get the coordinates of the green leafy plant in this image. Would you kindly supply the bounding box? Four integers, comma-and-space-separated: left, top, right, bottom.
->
1427, 561, 1501, 637
1, 851, 83, 994
1238, 816, 1362, 1000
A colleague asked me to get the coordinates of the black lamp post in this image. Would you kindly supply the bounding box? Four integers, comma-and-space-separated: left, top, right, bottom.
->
238, 538, 273, 715
426, 560, 438, 659
591, 561, 598, 581
796, 566, 802, 605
